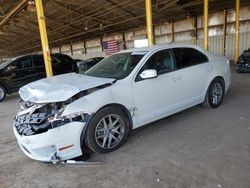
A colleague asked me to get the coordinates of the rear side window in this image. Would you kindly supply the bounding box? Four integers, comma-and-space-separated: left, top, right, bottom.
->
33, 56, 44, 67
173, 48, 208, 69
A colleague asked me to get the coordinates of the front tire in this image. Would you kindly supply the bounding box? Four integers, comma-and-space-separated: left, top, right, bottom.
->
0, 85, 6, 102
85, 107, 129, 153
203, 78, 225, 108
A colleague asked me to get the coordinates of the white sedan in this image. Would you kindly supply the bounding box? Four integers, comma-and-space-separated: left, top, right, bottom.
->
13, 44, 231, 162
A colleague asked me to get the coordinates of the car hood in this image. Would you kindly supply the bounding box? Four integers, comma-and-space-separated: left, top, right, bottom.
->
19, 73, 115, 103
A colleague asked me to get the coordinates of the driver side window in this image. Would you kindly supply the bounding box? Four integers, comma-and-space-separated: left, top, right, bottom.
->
136, 49, 176, 81
16, 57, 32, 69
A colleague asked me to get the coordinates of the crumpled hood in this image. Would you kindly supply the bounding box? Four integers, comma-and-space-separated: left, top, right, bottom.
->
19, 73, 115, 103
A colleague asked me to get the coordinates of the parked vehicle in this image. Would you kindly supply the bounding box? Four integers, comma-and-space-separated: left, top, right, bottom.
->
13, 44, 231, 162
235, 48, 250, 73
0, 53, 78, 102
74, 59, 86, 69
78, 57, 104, 72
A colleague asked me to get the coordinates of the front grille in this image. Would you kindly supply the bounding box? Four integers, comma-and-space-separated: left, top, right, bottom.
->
14, 113, 51, 136
14, 111, 86, 136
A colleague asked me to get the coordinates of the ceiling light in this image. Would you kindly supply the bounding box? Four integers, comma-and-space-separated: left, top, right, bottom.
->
27, 0, 36, 12
100, 23, 103, 30
84, 21, 88, 30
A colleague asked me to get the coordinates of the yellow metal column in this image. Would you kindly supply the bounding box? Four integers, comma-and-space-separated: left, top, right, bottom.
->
234, 0, 240, 64
145, 0, 154, 46
222, 9, 227, 56
203, 0, 208, 50
35, 0, 53, 77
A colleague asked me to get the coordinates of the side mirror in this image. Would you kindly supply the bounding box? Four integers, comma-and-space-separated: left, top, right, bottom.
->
7, 65, 16, 71
140, 69, 157, 79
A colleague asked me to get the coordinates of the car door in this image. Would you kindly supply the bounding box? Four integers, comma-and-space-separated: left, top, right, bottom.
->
5, 56, 35, 92
132, 49, 180, 126
172, 48, 211, 106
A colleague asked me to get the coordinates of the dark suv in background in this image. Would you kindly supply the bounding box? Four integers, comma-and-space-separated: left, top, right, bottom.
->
0, 53, 78, 102
76, 57, 104, 72
235, 48, 250, 73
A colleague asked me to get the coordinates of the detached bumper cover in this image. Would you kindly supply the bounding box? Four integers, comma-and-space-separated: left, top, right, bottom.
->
13, 122, 86, 162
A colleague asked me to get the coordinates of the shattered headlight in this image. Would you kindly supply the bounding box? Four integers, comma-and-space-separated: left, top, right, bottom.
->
47, 111, 87, 128
18, 100, 34, 109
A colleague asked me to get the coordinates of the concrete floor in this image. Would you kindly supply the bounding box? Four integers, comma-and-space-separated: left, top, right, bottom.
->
0, 69, 249, 188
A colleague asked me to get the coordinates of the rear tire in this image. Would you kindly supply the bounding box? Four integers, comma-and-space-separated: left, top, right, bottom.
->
0, 85, 6, 102
203, 78, 225, 108
85, 107, 129, 153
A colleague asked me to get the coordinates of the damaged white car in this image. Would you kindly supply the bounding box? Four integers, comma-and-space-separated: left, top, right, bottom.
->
13, 44, 231, 162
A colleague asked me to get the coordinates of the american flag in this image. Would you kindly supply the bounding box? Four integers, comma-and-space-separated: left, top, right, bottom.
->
103, 39, 119, 55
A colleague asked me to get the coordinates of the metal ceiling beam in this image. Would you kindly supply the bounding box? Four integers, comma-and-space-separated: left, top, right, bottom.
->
0, 0, 28, 27
0, 6, 5, 16
9, 0, 143, 50
52, 0, 110, 24
15, 14, 147, 54
10, 0, 194, 53
104, 0, 144, 23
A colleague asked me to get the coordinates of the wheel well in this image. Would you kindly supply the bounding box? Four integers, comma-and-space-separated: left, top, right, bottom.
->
0, 84, 8, 94
204, 76, 226, 102
213, 76, 225, 90
80, 103, 134, 154
97, 103, 133, 131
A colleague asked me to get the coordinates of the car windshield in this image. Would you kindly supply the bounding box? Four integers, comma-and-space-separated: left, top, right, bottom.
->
53, 54, 73, 63
84, 52, 146, 79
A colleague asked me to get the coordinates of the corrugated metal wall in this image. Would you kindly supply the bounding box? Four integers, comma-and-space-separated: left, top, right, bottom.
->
50, 5, 250, 61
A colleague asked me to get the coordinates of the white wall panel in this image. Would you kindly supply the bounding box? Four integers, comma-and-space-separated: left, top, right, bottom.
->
61, 44, 70, 52
155, 35, 167, 44
72, 41, 84, 50
175, 39, 194, 45
225, 34, 234, 60
208, 36, 223, 56
239, 32, 250, 54
51, 47, 60, 53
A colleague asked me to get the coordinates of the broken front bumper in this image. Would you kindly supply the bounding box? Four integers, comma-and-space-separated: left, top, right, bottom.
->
13, 121, 86, 162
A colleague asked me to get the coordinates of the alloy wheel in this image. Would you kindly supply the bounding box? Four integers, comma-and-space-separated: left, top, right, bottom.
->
95, 114, 125, 149
0, 87, 4, 100
210, 82, 223, 105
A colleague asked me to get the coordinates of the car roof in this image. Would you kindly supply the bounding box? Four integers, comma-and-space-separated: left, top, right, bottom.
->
120, 43, 205, 53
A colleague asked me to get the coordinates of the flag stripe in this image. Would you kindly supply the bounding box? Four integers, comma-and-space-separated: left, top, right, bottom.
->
103, 40, 119, 55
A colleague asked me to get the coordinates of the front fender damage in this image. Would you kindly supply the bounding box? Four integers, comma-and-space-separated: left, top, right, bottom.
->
61, 87, 117, 117
14, 82, 115, 163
